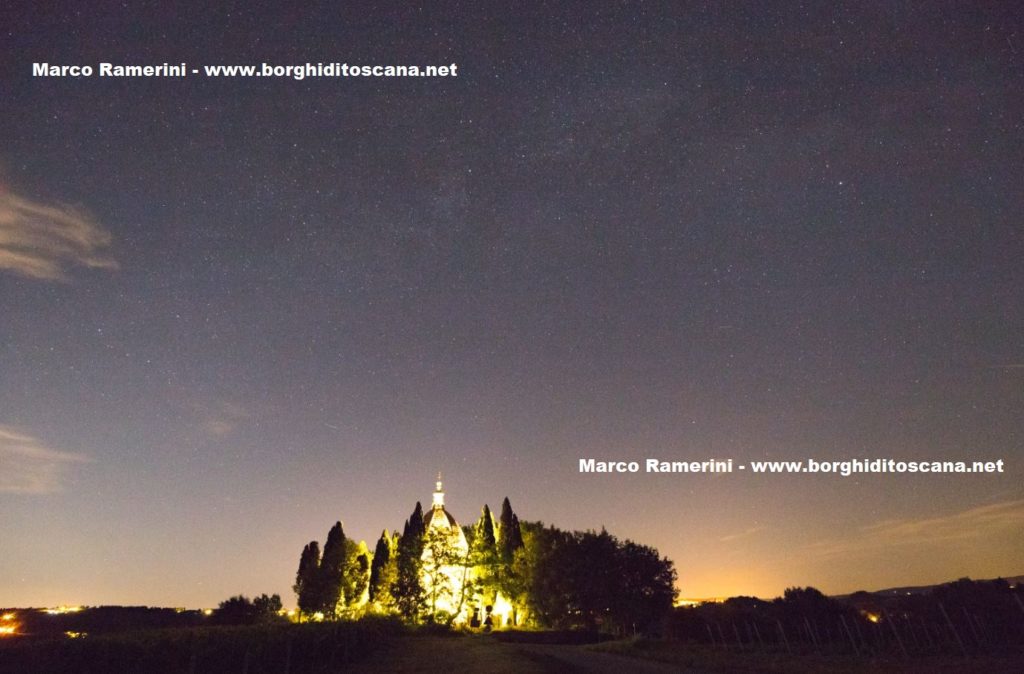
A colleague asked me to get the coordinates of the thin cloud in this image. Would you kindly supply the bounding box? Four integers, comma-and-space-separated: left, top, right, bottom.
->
802, 500, 1024, 560
0, 188, 117, 281
720, 526, 764, 542
0, 426, 92, 494
202, 402, 250, 437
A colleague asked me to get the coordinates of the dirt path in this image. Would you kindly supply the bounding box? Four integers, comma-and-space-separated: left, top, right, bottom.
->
347, 635, 564, 673
348, 635, 698, 673
515, 643, 696, 673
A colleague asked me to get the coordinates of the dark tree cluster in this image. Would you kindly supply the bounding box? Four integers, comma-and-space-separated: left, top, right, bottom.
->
668, 579, 1024, 658
513, 521, 677, 635
668, 586, 867, 654
888, 578, 1024, 654
293, 521, 370, 619
212, 593, 284, 625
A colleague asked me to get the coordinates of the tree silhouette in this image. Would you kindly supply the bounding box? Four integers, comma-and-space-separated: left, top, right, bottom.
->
368, 530, 392, 603
508, 514, 523, 553
514, 522, 676, 633
497, 497, 521, 563
294, 541, 321, 618
319, 522, 347, 617
392, 502, 426, 620
215, 593, 284, 625
471, 505, 500, 608
253, 593, 283, 618
614, 540, 677, 633
479, 504, 496, 549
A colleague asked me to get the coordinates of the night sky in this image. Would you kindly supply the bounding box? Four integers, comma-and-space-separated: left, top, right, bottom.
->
2, 2, 1022, 608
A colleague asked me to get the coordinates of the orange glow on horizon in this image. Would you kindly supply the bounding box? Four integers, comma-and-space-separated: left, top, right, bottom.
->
676, 597, 727, 607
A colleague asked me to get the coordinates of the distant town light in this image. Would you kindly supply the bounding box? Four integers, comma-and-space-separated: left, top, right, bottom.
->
0, 612, 19, 636
44, 605, 83, 615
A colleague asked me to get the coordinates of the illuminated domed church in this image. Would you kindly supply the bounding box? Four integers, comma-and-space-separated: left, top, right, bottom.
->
419, 476, 519, 627
420, 477, 471, 618
295, 474, 524, 626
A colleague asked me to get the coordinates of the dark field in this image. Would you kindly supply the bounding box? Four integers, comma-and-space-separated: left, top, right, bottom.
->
5, 622, 1024, 673
0, 618, 403, 674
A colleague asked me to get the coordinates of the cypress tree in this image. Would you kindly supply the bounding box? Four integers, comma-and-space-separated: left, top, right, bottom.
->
393, 502, 425, 620
407, 501, 425, 539
508, 513, 523, 553
294, 541, 321, 618
319, 521, 347, 617
368, 530, 391, 602
479, 504, 496, 550
498, 497, 523, 562
499, 498, 514, 537
472, 504, 500, 605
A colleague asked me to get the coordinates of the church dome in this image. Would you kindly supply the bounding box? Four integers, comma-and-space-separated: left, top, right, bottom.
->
423, 507, 459, 529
